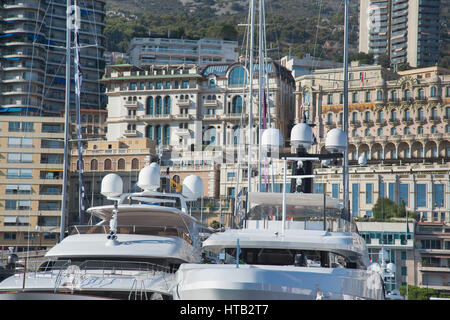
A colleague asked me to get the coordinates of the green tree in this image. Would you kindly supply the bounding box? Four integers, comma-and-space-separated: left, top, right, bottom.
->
376, 54, 391, 68
372, 198, 400, 220
350, 52, 374, 65
398, 285, 439, 300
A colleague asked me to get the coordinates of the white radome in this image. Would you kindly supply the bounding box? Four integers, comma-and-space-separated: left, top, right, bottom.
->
101, 173, 123, 197
182, 175, 203, 199
261, 128, 283, 152
290, 123, 313, 148
137, 163, 160, 191
325, 128, 347, 152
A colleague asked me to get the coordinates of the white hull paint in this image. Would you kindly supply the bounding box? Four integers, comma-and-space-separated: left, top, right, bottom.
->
174, 264, 384, 300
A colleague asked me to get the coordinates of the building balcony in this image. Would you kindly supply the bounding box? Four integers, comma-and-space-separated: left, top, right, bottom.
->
204, 99, 218, 107
203, 114, 220, 121
177, 99, 190, 107
222, 114, 246, 121
325, 122, 335, 129
362, 119, 372, 127
175, 128, 190, 136
173, 114, 192, 120
402, 118, 413, 125
388, 119, 399, 126
139, 114, 173, 122
429, 118, 440, 125
123, 130, 138, 137
415, 117, 426, 125
123, 100, 139, 109
349, 120, 360, 127
375, 119, 386, 126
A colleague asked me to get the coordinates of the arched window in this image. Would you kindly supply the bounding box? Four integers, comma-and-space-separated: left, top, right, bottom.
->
418, 89, 425, 100
391, 127, 396, 135
391, 90, 397, 101
431, 125, 437, 134
352, 111, 358, 123
377, 128, 383, 136
377, 110, 383, 121
391, 109, 397, 121
164, 96, 171, 114
155, 96, 162, 115
418, 108, 424, 121
418, 126, 423, 134
431, 107, 438, 120
404, 90, 411, 101
404, 109, 410, 120
131, 158, 139, 170
364, 128, 370, 136
146, 97, 153, 115
232, 96, 243, 114
104, 159, 112, 170
228, 66, 247, 86
90, 159, 98, 171
376, 90, 383, 101
404, 127, 410, 135
204, 126, 216, 145
364, 111, 370, 122
117, 158, 125, 170
145, 125, 153, 139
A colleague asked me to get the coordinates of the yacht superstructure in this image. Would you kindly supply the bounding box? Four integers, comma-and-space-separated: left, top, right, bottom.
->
0, 164, 208, 300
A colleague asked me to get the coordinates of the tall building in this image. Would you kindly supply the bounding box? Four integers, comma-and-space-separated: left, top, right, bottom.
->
359, 0, 441, 68
0, 115, 65, 251
0, 0, 106, 115
127, 37, 239, 67
101, 61, 295, 199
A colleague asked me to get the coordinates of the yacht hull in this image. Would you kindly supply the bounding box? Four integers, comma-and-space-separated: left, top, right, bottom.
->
173, 264, 384, 300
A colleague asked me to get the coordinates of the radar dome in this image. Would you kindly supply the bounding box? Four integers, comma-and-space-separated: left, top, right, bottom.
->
261, 128, 283, 153
290, 123, 313, 149
386, 262, 396, 273
182, 175, 203, 199
137, 163, 160, 191
325, 128, 347, 152
101, 174, 123, 197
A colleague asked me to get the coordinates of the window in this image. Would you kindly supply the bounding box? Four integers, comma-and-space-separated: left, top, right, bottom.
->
327, 94, 333, 105
399, 183, 408, 206
228, 66, 247, 86
163, 96, 171, 114
163, 125, 170, 145
365, 128, 370, 136
430, 86, 437, 97
388, 182, 395, 202
90, 159, 98, 171
8, 122, 21, 132
431, 125, 437, 134
365, 91, 371, 102
391, 127, 396, 135
377, 128, 383, 136
377, 110, 383, 121
181, 81, 189, 89
418, 126, 423, 134
104, 159, 112, 170
352, 92, 358, 103
146, 97, 153, 115
145, 125, 153, 139
117, 158, 125, 170
314, 183, 324, 194
391, 90, 397, 101
404, 90, 411, 101
352, 184, 359, 217
332, 184, 339, 198
129, 83, 137, 90
155, 96, 162, 115
433, 184, 444, 208
232, 96, 243, 114
131, 158, 139, 170
366, 184, 373, 204
418, 89, 425, 100
376, 90, 383, 101
227, 172, 236, 179
327, 113, 333, 124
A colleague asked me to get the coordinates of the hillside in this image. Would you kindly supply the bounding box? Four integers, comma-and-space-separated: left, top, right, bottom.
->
103, 0, 449, 67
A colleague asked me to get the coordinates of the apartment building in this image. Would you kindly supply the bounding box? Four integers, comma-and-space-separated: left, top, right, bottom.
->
0, 115, 65, 251
295, 63, 450, 221
0, 0, 106, 115
128, 37, 238, 67
359, 0, 441, 68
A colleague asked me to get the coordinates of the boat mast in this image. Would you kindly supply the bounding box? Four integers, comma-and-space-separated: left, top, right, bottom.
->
246, 0, 255, 213
60, 0, 72, 242
257, 0, 264, 192
342, 0, 350, 222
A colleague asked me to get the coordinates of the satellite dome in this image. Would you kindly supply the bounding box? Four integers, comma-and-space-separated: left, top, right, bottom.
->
182, 175, 203, 199
325, 128, 347, 152
368, 262, 381, 273
261, 128, 283, 153
386, 262, 396, 273
358, 155, 367, 166
101, 173, 123, 197
290, 123, 313, 149
137, 163, 160, 191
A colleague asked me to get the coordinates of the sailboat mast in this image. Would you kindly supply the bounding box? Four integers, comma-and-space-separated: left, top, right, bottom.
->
247, 0, 255, 213
60, 0, 72, 242
342, 0, 350, 222
257, 0, 264, 192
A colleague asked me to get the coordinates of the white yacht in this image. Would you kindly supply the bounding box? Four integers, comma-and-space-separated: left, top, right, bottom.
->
0, 164, 208, 300
173, 192, 385, 300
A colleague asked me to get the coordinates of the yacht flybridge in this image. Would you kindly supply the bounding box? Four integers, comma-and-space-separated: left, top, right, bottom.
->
0, 163, 208, 300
